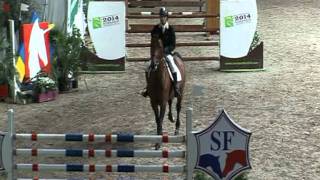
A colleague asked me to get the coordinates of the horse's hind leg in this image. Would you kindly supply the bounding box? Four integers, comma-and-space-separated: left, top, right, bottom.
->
175, 96, 182, 135
168, 99, 174, 123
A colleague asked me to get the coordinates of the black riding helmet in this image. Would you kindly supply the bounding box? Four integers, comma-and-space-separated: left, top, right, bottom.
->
159, 7, 168, 17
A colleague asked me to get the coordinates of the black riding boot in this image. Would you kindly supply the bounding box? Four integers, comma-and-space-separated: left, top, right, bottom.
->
172, 72, 180, 97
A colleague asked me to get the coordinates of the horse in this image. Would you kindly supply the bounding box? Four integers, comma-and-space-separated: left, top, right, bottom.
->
146, 34, 185, 149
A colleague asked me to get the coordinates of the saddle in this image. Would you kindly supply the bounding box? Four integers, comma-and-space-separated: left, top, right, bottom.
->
165, 53, 182, 82
147, 52, 182, 82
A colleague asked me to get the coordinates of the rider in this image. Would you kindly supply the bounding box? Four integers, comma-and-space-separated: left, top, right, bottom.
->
142, 7, 180, 97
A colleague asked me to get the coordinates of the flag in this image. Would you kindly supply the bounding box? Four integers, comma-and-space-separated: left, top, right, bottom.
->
16, 43, 26, 82
20, 3, 29, 12
22, 12, 53, 80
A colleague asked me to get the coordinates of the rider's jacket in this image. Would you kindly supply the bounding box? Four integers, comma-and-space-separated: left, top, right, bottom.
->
151, 23, 176, 54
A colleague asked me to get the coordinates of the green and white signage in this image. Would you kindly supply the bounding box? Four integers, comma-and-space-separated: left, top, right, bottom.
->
67, 0, 86, 37
87, 1, 125, 60
220, 0, 258, 58
92, 15, 120, 29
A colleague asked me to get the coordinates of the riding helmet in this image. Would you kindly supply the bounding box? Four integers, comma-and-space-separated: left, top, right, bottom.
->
159, 7, 168, 17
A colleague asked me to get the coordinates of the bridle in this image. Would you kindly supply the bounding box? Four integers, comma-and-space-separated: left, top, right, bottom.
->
151, 57, 165, 71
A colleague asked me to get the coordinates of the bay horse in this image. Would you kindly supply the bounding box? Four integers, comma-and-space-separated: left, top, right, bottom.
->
146, 34, 185, 149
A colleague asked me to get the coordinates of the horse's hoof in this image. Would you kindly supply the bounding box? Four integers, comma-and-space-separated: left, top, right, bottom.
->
140, 90, 148, 97
174, 130, 179, 135
168, 115, 175, 123
155, 143, 161, 150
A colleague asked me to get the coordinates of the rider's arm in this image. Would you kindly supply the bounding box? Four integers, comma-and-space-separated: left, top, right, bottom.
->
165, 26, 176, 54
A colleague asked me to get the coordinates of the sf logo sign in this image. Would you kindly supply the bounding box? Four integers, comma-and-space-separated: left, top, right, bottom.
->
194, 110, 251, 180
210, 131, 235, 151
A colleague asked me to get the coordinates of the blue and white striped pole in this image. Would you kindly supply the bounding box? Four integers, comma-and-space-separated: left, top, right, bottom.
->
14, 133, 185, 144
15, 148, 185, 158
16, 164, 185, 173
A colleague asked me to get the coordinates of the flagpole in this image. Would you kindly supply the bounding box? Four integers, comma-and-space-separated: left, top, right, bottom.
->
43, 0, 48, 21
9, 20, 16, 103
18, 0, 22, 22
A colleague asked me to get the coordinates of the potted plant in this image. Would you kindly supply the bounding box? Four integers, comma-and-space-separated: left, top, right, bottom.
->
51, 27, 83, 92
250, 31, 261, 52
32, 71, 58, 102
0, 62, 9, 98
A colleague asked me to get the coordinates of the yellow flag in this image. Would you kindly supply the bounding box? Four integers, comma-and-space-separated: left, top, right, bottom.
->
16, 56, 25, 82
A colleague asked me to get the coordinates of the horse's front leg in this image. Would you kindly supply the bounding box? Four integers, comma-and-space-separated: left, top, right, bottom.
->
175, 96, 182, 135
151, 104, 160, 132
154, 104, 166, 150
158, 104, 166, 135
151, 103, 161, 149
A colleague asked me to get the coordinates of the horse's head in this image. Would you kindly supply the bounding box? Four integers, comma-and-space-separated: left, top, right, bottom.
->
150, 34, 164, 71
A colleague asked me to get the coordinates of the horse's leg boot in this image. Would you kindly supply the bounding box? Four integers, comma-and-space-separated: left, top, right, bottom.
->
172, 72, 180, 97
